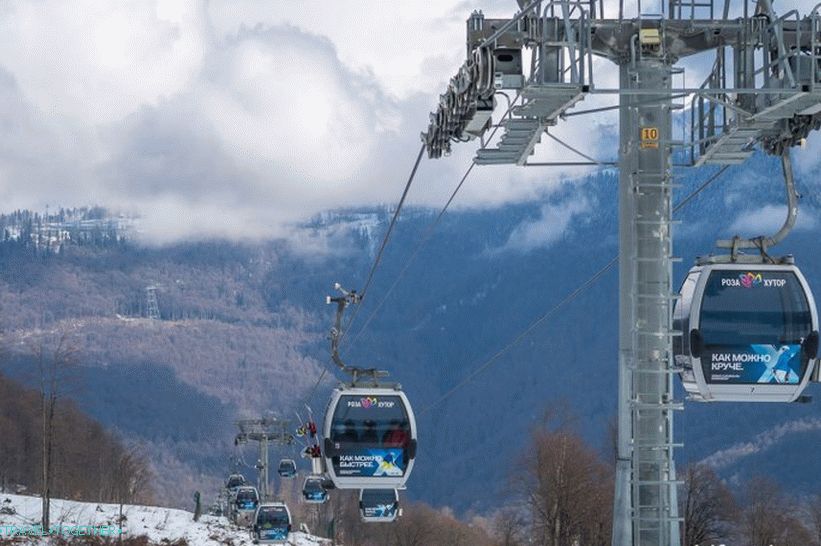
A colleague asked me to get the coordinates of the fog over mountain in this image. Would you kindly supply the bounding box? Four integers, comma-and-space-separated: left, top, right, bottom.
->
1, 0, 820, 245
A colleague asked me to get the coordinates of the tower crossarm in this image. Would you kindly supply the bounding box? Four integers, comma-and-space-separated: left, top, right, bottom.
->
235, 418, 294, 445
423, 5, 821, 166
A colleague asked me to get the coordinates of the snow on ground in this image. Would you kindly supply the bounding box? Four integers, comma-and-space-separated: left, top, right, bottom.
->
0, 494, 329, 545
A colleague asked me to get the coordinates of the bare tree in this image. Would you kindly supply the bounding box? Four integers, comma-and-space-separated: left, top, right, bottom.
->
512, 416, 613, 546
35, 334, 79, 532
390, 503, 438, 546
680, 464, 736, 545
492, 506, 527, 546
112, 445, 153, 530
0, 365, 153, 506
738, 476, 814, 546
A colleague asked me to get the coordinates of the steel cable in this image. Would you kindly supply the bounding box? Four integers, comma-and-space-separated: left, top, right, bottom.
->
418, 165, 730, 415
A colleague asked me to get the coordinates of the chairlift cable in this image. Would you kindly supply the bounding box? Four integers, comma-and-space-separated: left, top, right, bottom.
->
300, 142, 423, 400
675, 165, 729, 210
418, 165, 730, 416
343, 91, 526, 353
344, 162, 476, 352
418, 256, 616, 416
544, 129, 613, 166
307, 93, 523, 398
299, 367, 329, 411
338, 144, 426, 346
307, 89, 697, 406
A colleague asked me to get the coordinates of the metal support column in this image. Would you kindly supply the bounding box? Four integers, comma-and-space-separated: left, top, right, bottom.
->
614, 56, 680, 546
259, 433, 269, 500
236, 417, 293, 503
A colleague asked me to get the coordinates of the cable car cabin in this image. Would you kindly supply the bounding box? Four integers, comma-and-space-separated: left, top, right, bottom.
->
251, 502, 292, 544
673, 262, 819, 402
359, 489, 400, 523
226, 473, 246, 492
277, 459, 297, 479
302, 476, 328, 504
323, 386, 417, 490
233, 486, 260, 526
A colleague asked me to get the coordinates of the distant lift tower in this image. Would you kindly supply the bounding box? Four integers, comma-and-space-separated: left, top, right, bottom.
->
235, 417, 295, 500
145, 286, 161, 320
422, 1, 821, 544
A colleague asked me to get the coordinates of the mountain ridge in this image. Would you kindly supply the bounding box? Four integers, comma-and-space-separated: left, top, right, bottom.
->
1, 151, 819, 513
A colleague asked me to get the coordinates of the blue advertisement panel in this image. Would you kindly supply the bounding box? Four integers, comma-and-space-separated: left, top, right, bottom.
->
334, 448, 406, 478
259, 527, 288, 542
303, 490, 327, 502
363, 503, 398, 519
237, 500, 257, 511
703, 344, 802, 384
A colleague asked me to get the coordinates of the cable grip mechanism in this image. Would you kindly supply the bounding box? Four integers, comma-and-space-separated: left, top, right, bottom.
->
326, 283, 361, 372
326, 283, 389, 385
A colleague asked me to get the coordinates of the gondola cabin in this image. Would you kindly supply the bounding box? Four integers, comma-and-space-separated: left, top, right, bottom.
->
301, 476, 328, 504
232, 486, 260, 526
225, 473, 246, 493
251, 502, 291, 544
359, 489, 401, 523
673, 261, 819, 402
277, 459, 297, 479
323, 386, 417, 490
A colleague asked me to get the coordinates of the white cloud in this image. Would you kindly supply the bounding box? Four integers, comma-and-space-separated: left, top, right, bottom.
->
205, 0, 527, 100
0, 0, 603, 244
700, 417, 821, 470
0, 0, 818, 244
500, 196, 591, 252
728, 204, 817, 237
0, 0, 205, 125
794, 130, 821, 177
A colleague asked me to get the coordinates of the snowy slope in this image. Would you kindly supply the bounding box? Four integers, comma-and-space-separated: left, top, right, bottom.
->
0, 494, 329, 545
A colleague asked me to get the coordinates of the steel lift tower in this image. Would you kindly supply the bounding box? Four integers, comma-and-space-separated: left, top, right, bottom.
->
235, 417, 295, 501
422, 1, 821, 544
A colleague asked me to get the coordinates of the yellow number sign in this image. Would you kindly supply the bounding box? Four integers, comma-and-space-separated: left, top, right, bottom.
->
641, 127, 659, 149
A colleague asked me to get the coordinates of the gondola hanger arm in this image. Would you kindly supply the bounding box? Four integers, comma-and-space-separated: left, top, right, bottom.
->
326, 283, 390, 384
716, 149, 798, 257
326, 283, 361, 372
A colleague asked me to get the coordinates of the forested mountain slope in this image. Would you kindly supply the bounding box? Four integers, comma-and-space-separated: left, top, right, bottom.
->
1, 152, 820, 512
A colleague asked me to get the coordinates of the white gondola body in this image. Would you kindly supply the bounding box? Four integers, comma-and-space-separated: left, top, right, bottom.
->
673, 263, 819, 402
323, 386, 417, 490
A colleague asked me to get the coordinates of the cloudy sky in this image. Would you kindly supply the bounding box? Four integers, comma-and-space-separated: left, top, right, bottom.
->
0, 0, 818, 243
